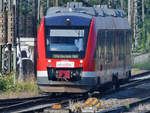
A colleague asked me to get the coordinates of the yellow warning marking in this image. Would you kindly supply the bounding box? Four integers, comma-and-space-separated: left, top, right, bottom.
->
91, 98, 98, 105
85, 98, 101, 108
85, 98, 93, 105
52, 104, 62, 109
96, 102, 101, 108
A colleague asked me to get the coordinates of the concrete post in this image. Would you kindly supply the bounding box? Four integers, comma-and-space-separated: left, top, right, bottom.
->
128, 0, 131, 26
55, 0, 58, 6
47, 0, 50, 8
133, 0, 138, 47
0, 0, 4, 11
142, 0, 144, 23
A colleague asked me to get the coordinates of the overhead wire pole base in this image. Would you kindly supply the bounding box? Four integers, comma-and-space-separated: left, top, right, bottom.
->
0, 45, 1, 72
13, 0, 17, 83
17, 0, 24, 82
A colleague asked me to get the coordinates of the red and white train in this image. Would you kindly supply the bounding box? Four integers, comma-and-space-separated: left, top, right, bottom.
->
37, 5, 132, 93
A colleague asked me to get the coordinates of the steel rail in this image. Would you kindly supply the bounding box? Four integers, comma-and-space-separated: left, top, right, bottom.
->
99, 96, 150, 113
124, 71, 150, 84
94, 71, 150, 113
144, 109, 150, 113
97, 73, 150, 98
131, 71, 150, 79
0, 95, 51, 107
12, 95, 87, 113
0, 71, 150, 112
0, 96, 67, 112
0, 94, 87, 113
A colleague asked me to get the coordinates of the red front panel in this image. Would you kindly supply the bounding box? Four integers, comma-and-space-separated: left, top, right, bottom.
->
46, 59, 83, 68
83, 18, 97, 71
37, 18, 47, 71
37, 17, 97, 72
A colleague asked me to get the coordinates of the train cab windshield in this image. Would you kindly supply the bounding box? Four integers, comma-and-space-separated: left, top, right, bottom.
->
45, 27, 89, 59
48, 29, 84, 51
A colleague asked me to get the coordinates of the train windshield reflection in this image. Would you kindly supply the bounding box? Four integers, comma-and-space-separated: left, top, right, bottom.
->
46, 29, 85, 52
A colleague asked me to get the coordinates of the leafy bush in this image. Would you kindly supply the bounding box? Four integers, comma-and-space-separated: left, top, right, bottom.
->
0, 73, 14, 92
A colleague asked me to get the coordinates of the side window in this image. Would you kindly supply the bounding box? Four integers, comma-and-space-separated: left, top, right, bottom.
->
98, 31, 105, 59
127, 30, 131, 55
112, 31, 115, 56
109, 31, 113, 62
102, 31, 105, 59
106, 31, 108, 62
106, 31, 113, 63
119, 31, 124, 60
96, 30, 100, 58
116, 31, 119, 57
122, 31, 125, 57
95, 31, 100, 58
125, 31, 128, 55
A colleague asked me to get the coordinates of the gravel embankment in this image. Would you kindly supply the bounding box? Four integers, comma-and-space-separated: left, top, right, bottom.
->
72, 80, 150, 113
129, 102, 150, 113
0, 92, 38, 99
99, 82, 150, 111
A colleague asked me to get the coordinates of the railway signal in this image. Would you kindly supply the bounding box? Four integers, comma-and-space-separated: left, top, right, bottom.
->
0, 9, 7, 73
0, 0, 16, 74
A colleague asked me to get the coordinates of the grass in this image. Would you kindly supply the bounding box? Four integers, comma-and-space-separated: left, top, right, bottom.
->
14, 80, 38, 94
132, 61, 150, 70
0, 73, 38, 94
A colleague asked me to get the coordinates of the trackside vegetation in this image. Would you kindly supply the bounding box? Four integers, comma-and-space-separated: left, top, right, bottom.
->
132, 61, 150, 70
0, 73, 38, 94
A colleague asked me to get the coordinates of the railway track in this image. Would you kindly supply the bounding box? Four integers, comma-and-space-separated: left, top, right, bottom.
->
94, 72, 150, 113
70, 71, 150, 113
100, 96, 150, 113
0, 71, 150, 113
91, 71, 150, 98
131, 71, 150, 79
0, 93, 87, 113
0, 95, 51, 107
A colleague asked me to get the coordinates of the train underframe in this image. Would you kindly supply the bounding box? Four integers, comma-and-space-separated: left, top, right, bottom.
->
37, 68, 131, 93
37, 70, 97, 93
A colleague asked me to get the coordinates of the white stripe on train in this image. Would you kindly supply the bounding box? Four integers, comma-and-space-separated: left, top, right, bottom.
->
37, 71, 96, 77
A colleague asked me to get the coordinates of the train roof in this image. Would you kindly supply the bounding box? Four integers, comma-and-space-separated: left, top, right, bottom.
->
45, 3, 130, 30
46, 7, 126, 18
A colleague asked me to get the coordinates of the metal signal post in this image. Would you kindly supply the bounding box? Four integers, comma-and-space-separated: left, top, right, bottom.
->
0, 0, 16, 76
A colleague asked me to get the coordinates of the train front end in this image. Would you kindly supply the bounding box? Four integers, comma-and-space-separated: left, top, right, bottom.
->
37, 13, 97, 93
